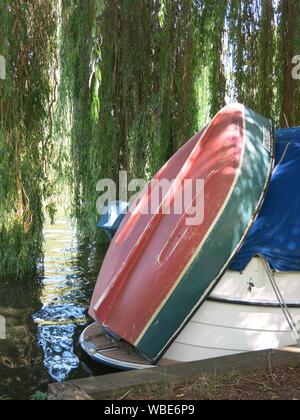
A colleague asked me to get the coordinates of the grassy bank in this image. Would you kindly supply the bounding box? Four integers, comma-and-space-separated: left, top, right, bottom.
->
113, 365, 300, 401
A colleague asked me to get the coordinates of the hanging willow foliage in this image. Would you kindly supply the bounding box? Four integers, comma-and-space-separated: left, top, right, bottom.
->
60, 0, 205, 238
276, 0, 300, 127
59, 0, 300, 242
229, 0, 261, 107
1, 0, 300, 280
0, 1, 57, 280
205, 0, 227, 116
257, 0, 275, 119
59, 0, 96, 236
225, 0, 300, 125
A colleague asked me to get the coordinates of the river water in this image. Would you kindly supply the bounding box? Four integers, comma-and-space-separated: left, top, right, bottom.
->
0, 215, 114, 400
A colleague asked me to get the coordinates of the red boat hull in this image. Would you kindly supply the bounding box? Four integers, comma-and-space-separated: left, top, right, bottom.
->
89, 104, 274, 362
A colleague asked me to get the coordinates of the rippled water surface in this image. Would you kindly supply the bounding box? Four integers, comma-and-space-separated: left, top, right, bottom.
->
0, 216, 114, 400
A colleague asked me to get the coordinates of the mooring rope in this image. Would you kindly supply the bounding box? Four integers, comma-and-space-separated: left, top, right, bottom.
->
273, 143, 291, 176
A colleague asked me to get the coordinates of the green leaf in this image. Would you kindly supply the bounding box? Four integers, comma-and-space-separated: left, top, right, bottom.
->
31, 392, 48, 401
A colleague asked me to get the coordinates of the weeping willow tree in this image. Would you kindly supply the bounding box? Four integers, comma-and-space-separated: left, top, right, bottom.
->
276, 0, 300, 127
205, 0, 227, 116
228, 0, 262, 108
58, 1, 96, 236
0, 1, 57, 280
60, 0, 205, 238
1, 0, 300, 280
214, 0, 300, 125
257, 0, 275, 119
59, 0, 300, 241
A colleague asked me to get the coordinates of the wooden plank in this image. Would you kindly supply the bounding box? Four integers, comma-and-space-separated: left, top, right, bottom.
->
48, 347, 300, 400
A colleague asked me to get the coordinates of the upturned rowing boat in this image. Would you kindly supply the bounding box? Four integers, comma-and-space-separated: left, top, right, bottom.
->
87, 103, 274, 365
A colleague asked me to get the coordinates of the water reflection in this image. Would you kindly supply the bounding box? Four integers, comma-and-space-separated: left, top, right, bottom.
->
32, 218, 88, 382
0, 215, 112, 398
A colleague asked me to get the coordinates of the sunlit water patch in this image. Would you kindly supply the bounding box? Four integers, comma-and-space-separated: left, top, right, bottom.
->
32, 219, 88, 382
0, 215, 112, 399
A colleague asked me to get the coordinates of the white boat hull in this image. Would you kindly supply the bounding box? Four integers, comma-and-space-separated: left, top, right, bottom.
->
81, 257, 300, 369
163, 257, 300, 363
